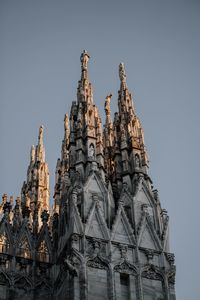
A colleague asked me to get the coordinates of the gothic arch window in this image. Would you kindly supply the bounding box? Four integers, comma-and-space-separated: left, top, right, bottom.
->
37, 240, 50, 263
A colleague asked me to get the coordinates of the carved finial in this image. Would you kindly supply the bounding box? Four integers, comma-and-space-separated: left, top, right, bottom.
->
104, 94, 112, 115
80, 50, 90, 71
38, 125, 43, 145
30, 145, 35, 162
119, 63, 126, 83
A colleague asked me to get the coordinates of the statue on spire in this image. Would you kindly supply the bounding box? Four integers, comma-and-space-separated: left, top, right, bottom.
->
38, 125, 44, 145
119, 63, 126, 83
105, 94, 112, 115
80, 50, 90, 71
64, 113, 69, 132
30, 145, 35, 162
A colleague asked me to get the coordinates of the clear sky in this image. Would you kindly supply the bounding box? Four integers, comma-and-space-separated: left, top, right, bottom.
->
1, 0, 200, 298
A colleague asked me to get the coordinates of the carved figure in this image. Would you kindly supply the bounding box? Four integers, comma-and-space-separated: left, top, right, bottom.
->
80, 50, 90, 70
119, 63, 126, 82
39, 125, 43, 144
135, 154, 140, 168
105, 94, 112, 115
88, 143, 95, 158
64, 114, 69, 131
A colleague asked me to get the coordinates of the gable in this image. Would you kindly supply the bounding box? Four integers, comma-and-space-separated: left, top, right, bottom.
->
111, 206, 135, 245
139, 224, 158, 250
84, 172, 106, 196
85, 203, 109, 240
69, 203, 84, 235
138, 218, 162, 251
87, 211, 104, 239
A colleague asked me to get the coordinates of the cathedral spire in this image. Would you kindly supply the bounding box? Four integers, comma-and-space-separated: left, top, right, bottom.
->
21, 125, 50, 228
104, 94, 114, 179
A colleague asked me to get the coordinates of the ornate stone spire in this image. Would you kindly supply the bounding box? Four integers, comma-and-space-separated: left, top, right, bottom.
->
104, 94, 114, 178
21, 126, 50, 228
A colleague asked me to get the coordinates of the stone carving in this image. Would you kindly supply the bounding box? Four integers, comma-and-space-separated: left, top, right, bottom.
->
168, 269, 176, 285
144, 249, 154, 261
119, 244, 128, 259
142, 265, 162, 281
80, 50, 90, 70
119, 63, 126, 83
39, 125, 43, 144
88, 143, 95, 159
87, 256, 108, 270
105, 94, 112, 115
135, 154, 140, 168
114, 261, 136, 275
165, 253, 175, 265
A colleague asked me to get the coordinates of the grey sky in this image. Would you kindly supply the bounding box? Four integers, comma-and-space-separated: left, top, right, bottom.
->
1, 0, 200, 298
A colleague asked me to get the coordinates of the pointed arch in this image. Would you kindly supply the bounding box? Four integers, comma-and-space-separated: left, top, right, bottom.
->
114, 260, 137, 275
14, 275, 32, 290
16, 225, 33, 258
36, 225, 52, 263
0, 221, 13, 254
0, 270, 10, 285
17, 235, 32, 259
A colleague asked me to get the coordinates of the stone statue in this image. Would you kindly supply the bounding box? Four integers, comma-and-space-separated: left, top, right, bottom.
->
119, 63, 126, 83
88, 143, 95, 158
39, 125, 43, 144
80, 50, 90, 70
135, 154, 140, 168
104, 94, 112, 115
64, 114, 69, 131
